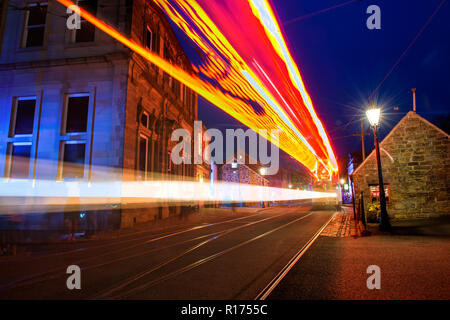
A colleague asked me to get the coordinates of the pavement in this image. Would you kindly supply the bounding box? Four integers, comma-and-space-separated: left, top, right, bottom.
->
320, 206, 358, 238
268, 206, 450, 300
1, 204, 448, 300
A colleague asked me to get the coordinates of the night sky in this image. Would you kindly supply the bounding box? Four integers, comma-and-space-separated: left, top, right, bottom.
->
175, 0, 450, 166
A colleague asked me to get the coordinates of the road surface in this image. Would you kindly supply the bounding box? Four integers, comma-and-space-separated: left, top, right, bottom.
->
0, 206, 334, 299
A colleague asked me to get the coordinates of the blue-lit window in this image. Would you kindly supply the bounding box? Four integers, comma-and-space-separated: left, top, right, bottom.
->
6, 97, 37, 179
9, 97, 36, 136
59, 93, 90, 180
64, 95, 89, 133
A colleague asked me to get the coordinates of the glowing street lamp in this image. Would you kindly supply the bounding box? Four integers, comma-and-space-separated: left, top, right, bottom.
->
366, 104, 391, 231
259, 168, 266, 175
340, 178, 345, 185
366, 108, 381, 126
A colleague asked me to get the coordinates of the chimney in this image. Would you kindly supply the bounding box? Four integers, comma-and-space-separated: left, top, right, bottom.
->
412, 88, 416, 112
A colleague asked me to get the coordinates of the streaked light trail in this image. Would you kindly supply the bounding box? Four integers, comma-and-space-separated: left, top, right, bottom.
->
0, 178, 336, 214
57, 0, 338, 177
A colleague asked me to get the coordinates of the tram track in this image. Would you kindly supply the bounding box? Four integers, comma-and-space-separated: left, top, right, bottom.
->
0, 207, 295, 292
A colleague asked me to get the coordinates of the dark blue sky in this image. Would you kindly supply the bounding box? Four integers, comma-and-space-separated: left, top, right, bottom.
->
182, 0, 450, 162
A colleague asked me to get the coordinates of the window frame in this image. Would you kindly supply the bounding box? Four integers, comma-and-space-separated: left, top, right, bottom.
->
57, 92, 92, 181
4, 96, 40, 179
138, 134, 149, 181
68, 0, 97, 44
58, 140, 87, 180
20, 2, 48, 48
145, 25, 153, 51
61, 93, 90, 136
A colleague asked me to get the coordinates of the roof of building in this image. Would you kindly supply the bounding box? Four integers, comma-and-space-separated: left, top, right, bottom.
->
352, 111, 449, 176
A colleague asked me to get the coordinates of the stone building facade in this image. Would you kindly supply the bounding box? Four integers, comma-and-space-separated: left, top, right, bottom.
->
0, 0, 198, 232
218, 153, 269, 207
219, 157, 269, 187
352, 111, 449, 219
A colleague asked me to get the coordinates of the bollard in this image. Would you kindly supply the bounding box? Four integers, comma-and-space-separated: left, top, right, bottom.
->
360, 192, 367, 228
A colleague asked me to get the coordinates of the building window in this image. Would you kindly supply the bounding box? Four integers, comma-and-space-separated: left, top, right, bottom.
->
64, 95, 89, 134
369, 184, 390, 203
22, 2, 47, 48
6, 97, 37, 179
138, 135, 148, 180
74, 0, 97, 43
141, 111, 149, 129
59, 93, 90, 180
9, 97, 36, 136
61, 141, 86, 179
145, 25, 152, 50
6, 143, 32, 178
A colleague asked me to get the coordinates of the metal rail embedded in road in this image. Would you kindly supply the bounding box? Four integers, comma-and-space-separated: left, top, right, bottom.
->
255, 211, 337, 300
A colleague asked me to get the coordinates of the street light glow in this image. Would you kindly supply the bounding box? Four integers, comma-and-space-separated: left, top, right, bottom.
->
366, 108, 381, 126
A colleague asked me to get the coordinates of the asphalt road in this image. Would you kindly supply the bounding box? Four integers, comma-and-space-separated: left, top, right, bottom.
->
268, 216, 450, 300
0, 206, 334, 299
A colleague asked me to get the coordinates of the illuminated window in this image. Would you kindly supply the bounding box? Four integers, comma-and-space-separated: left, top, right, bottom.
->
74, 0, 97, 43
22, 2, 47, 48
369, 184, 390, 203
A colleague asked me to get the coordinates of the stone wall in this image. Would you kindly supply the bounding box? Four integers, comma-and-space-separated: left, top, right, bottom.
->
352, 112, 449, 219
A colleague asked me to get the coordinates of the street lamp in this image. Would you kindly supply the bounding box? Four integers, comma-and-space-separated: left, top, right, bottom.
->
366, 105, 391, 231
259, 167, 266, 208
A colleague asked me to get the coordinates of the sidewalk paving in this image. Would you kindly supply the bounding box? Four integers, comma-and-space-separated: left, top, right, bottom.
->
269, 207, 450, 300
320, 206, 358, 238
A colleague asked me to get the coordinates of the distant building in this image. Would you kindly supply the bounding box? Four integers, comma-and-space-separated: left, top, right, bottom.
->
219, 153, 269, 187
352, 111, 449, 219
0, 0, 198, 232
218, 153, 268, 207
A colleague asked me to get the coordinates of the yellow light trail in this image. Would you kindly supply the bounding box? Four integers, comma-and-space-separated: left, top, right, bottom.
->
57, 0, 338, 177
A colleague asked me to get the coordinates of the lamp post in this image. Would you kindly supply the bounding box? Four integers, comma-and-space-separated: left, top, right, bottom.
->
260, 168, 266, 208
366, 105, 391, 232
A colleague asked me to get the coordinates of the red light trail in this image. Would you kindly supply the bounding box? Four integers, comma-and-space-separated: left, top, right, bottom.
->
57, 0, 338, 178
